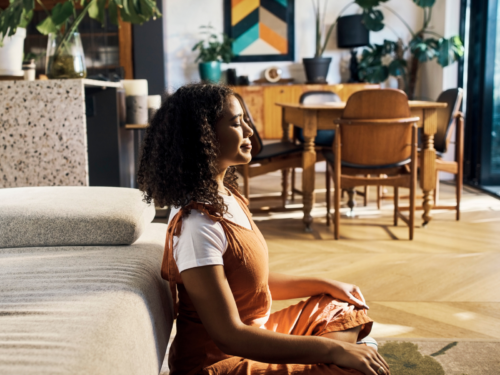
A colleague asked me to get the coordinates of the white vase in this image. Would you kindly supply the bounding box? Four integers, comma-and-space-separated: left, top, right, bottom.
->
0, 28, 26, 76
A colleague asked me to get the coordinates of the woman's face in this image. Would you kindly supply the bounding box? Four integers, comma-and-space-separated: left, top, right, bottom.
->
215, 95, 254, 170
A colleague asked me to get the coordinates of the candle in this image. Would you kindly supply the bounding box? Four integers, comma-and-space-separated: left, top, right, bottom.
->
121, 79, 148, 96
147, 95, 161, 109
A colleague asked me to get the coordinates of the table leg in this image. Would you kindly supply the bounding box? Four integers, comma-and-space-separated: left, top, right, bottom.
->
420, 109, 438, 226
302, 110, 318, 232
281, 108, 291, 207
302, 135, 316, 231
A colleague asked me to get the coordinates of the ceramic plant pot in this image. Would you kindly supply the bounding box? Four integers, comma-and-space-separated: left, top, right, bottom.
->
199, 61, 221, 83
302, 57, 332, 84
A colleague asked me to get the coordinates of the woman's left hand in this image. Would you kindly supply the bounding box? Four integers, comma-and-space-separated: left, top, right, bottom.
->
324, 280, 369, 310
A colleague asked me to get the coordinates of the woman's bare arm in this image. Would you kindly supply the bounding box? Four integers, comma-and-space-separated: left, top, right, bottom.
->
268, 272, 369, 309
180, 265, 388, 375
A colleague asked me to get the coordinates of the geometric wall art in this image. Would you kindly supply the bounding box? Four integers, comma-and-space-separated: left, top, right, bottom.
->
224, 0, 295, 62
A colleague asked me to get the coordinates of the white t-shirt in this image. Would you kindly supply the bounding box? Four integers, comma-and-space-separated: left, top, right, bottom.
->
168, 192, 252, 273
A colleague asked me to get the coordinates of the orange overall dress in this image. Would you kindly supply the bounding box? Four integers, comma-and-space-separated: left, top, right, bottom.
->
161, 189, 373, 375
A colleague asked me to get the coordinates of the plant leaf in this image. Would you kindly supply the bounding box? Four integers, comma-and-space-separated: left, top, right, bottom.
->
359, 64, 389, 83
19, 8, 33, 28
436, 36, 464, 67
413, 0, 435, 7
89, 0, 106, 25
51, 1, 73, 26
108, 1, 119, 25
362, 8, 384, 32
410, 36, 438, 62
388, 59, 407, 76
36, 16, 59, 35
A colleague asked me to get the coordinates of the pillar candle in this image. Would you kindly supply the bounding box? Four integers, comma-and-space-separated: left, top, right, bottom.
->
147, 95, 161, 109
121, 79, 148, 96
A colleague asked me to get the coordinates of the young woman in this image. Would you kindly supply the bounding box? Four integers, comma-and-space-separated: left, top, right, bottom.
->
137, 83, 390, 375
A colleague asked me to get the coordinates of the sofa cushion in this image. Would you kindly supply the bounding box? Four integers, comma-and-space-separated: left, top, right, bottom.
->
0, 186, 156, 248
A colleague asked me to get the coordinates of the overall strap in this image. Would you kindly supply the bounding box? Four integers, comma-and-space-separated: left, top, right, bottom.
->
161, 200, 247, 316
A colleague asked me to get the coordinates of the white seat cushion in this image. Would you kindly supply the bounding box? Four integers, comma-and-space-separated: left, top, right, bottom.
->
0, 186, 156, 248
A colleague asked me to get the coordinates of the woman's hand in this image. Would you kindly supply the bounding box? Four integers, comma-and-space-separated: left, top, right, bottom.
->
324, 280, 369, 310
333, 341, 390, 375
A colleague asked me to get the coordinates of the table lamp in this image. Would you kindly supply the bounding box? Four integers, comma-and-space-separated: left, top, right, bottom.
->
337, 14, 370, 83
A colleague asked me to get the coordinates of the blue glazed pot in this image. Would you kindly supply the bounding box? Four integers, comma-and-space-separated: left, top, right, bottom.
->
199, 61, 221, 83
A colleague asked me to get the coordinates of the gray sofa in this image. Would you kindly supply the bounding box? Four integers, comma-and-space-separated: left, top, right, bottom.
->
0, 187, 174, 375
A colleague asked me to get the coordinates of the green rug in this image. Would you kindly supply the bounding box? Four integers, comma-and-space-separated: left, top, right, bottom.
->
378, 339, 500, 375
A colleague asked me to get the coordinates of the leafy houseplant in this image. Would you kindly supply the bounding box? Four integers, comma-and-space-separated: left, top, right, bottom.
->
354, 0, 464, 99
192, 25, 233, 83
304, 0, 368, 83
0, 0, 161, 78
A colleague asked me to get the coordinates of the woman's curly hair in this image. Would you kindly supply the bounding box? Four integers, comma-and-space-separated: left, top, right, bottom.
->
137, 83, 239, 217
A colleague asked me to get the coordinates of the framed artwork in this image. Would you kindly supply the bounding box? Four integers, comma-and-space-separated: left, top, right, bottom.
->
224, 0, 295, 62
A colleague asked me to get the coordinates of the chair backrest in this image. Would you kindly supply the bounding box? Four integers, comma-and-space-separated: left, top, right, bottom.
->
339, 89, 414, 166
299, 91, 341, 104
435, 88, 463, 154
343, 88, 410, 119
232, 92, 263, 157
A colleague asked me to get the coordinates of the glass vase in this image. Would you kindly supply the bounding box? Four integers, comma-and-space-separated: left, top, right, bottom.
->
46, 31, 87, 79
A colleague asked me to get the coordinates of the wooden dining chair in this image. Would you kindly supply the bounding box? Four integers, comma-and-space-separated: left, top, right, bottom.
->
233, 93, 304, 207
432, 88, 464, 220
377, 88, 464, 220
323, 89, 420, 240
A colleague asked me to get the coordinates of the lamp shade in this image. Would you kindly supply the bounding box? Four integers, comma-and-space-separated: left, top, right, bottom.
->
337, 14, 370, 48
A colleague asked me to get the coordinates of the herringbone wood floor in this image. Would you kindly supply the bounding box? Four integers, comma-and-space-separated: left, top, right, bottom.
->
245, 167, 500, 341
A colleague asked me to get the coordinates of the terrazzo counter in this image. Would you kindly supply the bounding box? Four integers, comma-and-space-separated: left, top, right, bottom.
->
0, 79, 125, 188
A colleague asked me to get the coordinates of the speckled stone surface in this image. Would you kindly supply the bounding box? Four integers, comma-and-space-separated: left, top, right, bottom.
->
0, 79, 88, 187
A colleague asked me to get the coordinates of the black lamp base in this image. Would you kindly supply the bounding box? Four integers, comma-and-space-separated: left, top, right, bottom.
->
348, 49, 361, 83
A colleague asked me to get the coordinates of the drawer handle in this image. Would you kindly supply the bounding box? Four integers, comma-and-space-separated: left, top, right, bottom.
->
280, 90, 284, 93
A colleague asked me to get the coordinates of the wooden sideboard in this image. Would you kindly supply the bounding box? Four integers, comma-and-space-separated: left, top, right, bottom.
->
231, 83, 380, 139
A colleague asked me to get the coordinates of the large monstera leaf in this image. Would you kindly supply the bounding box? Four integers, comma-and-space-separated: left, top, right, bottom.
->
358, 44, 390, 83
409, 36, 439, 62
362, 8, 385, 32
436, 36, 465, 67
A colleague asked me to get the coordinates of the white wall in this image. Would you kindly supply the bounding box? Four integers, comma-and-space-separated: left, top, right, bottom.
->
164, 0, 424, 91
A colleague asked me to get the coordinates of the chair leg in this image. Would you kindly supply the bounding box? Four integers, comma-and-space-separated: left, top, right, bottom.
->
347, 188, 356, 214
243, 164, 250, 199
291, 168, 296, 202
377, 176, 382, 209
394, 187, 399, 226
410, 183, 415, 241
456, 168, 462, 221
363, 176, 369, 206
281, 168, 289, 208
434, 170, 440, 206
334, 177, 340, 240
326, 165, 331, 226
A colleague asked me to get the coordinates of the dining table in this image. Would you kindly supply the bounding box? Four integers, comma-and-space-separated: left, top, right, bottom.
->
276, 100, 448, 231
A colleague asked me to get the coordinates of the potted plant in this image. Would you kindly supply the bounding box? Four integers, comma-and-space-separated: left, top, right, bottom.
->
303, 0, 362, 83
355, 0, 464, 99
192, 25, 233, 83
0, 0, 161, 79
0, 5, 32, 76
